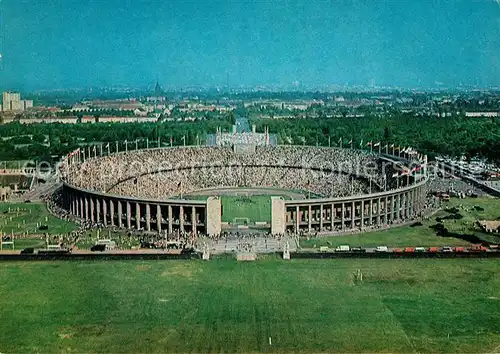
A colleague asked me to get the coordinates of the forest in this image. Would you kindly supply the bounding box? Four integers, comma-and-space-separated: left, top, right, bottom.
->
0, 113, 498, 164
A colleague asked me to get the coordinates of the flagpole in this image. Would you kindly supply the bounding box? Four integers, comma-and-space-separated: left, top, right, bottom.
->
328, 136, 331, 147
107, 144, 110, 155
116, 141, 119, 153
100, 143, 103, 156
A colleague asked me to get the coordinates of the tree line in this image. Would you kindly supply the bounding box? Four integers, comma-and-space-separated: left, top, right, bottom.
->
251, 114, 500, 163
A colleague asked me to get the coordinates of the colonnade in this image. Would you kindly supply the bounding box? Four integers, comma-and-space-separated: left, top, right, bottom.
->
284, 184, 427, 233
64, 187, 214, 235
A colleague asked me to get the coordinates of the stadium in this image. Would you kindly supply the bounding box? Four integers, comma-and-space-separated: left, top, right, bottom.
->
58, 132, 429, 240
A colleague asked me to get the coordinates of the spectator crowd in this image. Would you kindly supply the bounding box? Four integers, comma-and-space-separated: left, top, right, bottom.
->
61, 145, 398, 199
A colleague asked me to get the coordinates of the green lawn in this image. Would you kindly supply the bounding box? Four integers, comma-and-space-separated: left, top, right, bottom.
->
0, 259, 499, 353
221, 195, 271, 223
301, 197, 500, 249
0, 202, 78, 236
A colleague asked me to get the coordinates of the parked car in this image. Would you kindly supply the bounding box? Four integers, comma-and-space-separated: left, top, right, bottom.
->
375, 246, 389, 252
335, 245, 350, 252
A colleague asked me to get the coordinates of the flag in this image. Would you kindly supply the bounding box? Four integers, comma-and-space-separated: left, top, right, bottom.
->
105, 143, 109, 148
392, 172, 399, 178
366, 141, 372, 146
390, 144, 395, 148
338, 137, 342, 143
348, 139, 353, 144
373, 142, 380, 147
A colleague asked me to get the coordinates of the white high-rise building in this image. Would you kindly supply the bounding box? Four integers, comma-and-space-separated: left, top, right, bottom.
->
1, 92, 33, 112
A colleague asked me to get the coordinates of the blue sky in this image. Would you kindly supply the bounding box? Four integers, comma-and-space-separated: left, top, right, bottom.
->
0, 0, 499, 90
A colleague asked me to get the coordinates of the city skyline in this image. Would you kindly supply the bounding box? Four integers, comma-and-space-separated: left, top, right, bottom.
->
0, 0, 499, 91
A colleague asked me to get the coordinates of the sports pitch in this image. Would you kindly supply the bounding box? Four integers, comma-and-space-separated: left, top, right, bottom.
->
0, 259, 499, 353
221, 195, 271, 224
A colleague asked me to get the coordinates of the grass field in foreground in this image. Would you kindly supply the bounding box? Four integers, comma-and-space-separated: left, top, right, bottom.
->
0, 202, 78, 236
301, 197, 500, 249
0, 259, 499, 353
221, 195, 271, 223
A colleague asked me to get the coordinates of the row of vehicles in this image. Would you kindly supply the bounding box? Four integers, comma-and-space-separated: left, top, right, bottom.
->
320, 244, 492, 253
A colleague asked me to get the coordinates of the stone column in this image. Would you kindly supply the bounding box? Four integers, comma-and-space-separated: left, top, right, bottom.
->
89, 197, 94, 222
330, 203, 335, 230
377, 198, 381, 225
369, 198, 373, 226
179, 205, 185, 233
402, 193, 407, 219
77, 196, 83, 217
307, 205, 312, 232
84, 196, 89, 220
156, 204, 162, 232
145, 204, 151, 231
396, 194, 401, 221
341, 202, 345, 230
168, 205, 173, 234
319, 204, 324, 232
109, 200, 115, 226
360, 200, 364, 229
96, 198, 100, 222
390, 195, 395, 222
136, 202, 141, 230
351, 201, 355, 229
192, 206, 197, 236
126, 201, 131, 228
117, 201, 123, 228
102, 199, 108, 226
295, 206, 300, 232
407, 191, 412, 217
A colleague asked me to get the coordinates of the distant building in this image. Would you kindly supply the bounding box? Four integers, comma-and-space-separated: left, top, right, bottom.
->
1, 92, 33, 112
465, 112, 499, 118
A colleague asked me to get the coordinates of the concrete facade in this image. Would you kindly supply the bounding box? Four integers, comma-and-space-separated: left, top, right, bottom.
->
271, 196, 286, 235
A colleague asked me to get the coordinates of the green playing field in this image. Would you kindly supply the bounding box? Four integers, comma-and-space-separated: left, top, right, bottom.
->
221, 195, 271, 224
